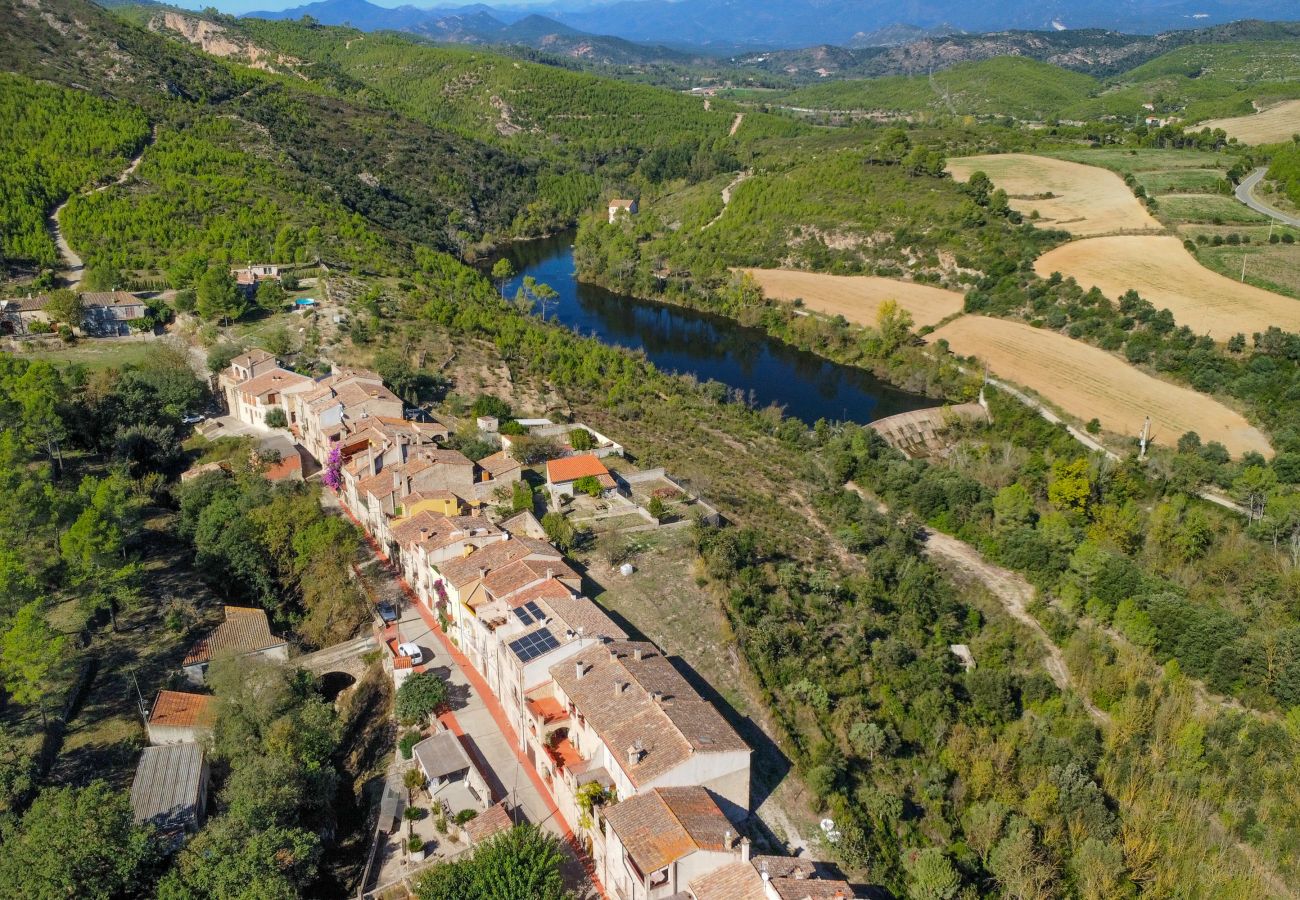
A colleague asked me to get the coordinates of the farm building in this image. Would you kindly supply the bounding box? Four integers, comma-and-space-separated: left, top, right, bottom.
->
546, 453, 621, 503
182, 606, 288, 684
146, 690, 215, 745
129, 743, 209, 849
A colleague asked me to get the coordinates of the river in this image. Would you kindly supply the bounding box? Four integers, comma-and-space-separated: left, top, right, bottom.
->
490, 232, 932, 425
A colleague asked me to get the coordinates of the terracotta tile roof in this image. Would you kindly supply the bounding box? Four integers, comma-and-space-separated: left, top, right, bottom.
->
235, 367, 312, 399
230, 349, 274, 369
413, 448, 474, 467
751, 857, 817, 880
771, 879, 853, 900
438, 539, 554, 589
477, 450, 520, 478
602, 787, 732, 874
80, 290, 142, 308
183, 606, 285, 666
13, 295, 49, 312
549, 641, 746, 786
690, 862, 767, 900
546, 454, 611, 484
541, 592, 627, 641
610, 199, 636, 209
466, 801, 514, 844
148, 691, 215, 730
482, 558, 578, 600
391, 512, 499, 552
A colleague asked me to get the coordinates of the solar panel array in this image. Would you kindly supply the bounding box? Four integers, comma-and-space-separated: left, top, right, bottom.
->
509, 627, 560, 662
514, 601, 546, 626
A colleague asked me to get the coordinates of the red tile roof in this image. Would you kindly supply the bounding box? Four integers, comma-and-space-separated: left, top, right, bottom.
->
148, 691, 215, 729
466, 801, 514, 844
546, 454, 610, 484
183, 606, 285, 666
234, 367, 312, 399
602, 787, 732, 874
264, 452, 302, 482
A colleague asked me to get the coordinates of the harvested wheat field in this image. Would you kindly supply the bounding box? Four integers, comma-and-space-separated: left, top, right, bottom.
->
740, 268, 965, 329
1034, 235, 1300, 341
933, 315, 1271, 457
1199, 99, 1300, 145
946, 153, 1162, 236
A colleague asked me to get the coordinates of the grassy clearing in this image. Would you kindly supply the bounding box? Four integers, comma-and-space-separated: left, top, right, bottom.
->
6, 338, 159, 368
739, 268, 965, 329
1198, 243, 1300, 300
947, 153, 1162, 236
1133, 168, 1230, 194
932, 315, 1271, 457
1156, 194, 1271, 225
1034, 234, 1300, 341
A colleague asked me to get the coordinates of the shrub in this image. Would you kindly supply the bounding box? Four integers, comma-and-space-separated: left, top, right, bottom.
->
399, 730, 422, 759
1085, 418, 1101, 435
573, 475, 603, 497
568, 428, 595, 451
408, 835, 425, 853
647, 496, 666, 519
395, 672, 449, 725
455, 809, 478, 825
264, 407, 288, 429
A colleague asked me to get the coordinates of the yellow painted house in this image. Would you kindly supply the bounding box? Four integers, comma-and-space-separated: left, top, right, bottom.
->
395, 489, 472, 519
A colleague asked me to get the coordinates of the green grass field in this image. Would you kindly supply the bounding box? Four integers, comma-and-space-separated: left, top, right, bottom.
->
8, 338, 160, 368
1157, 194, 1271, 224
1134, 168, 1231, 194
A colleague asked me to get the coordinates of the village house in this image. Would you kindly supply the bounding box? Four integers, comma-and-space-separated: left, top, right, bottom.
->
689, 855, 856, 900
230, 263, 286, 288
217, 350, 314, 430
388, 512, 506, 605
343, 448, 478, 541
601, 786, 751, 900
291, 368, 404, 463
146, 691, 215, 746
546, 453, 621, 504
130, 743, 209, 850
81, 291, 146, 336
609, 198, 638, 224
182, 606, 288, 684
0, 295, 51, 336
412, 727, 493, 815
532, 639, 751, 852
469, 576, 627, 746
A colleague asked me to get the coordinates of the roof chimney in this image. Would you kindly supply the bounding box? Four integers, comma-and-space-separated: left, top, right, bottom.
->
632, 647, 644, 661
626, 740, 644, 766
615, 681, 629, 695
575, 660, 586, 680
740, 836, 751, 861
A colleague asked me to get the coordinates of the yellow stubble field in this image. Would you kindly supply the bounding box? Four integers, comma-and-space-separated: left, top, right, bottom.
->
739, 268, 965, 329
1034, 234, 1300, 341
946, 153, 1163, 236
932, 315, 1272, 458
1199, 99, 1300, 145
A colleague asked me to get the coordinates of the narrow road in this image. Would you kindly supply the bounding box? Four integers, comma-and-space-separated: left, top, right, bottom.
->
48, 124, 156, 287
1235, 168, 1300, 228
729, 112, 744, 136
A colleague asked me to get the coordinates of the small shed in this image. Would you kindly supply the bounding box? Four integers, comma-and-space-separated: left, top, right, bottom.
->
130, 743, 209, 849
413, 728, 491, 813
147, 690, 215, 746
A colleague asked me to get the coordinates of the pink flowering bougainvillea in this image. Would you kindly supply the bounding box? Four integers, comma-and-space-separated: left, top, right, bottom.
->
323, 445, 343, 492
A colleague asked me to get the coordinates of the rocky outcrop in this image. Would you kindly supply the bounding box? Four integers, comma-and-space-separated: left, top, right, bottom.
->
149, 11, 303, 76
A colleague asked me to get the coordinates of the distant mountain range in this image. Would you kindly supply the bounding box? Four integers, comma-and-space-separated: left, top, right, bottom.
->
243, 0, 1300, 50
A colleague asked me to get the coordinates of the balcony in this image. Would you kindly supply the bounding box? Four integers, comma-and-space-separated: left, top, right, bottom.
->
526, 695, 569, 734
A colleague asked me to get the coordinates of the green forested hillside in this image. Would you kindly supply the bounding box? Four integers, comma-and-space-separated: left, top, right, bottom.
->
0, 74, 149, 272
776, 57, 1099, 121
1063, 41, 1300, 122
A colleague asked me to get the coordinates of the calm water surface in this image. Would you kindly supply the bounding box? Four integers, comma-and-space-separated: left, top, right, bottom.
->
491, 232, 932, 425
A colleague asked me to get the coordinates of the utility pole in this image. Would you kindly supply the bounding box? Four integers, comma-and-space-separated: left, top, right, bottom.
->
1138, 416, 1151, 460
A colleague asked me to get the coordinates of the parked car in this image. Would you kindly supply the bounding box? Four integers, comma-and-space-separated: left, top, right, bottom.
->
376, 602, 398, 625
397, 642, 423, 665
181, 413, 206, 425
